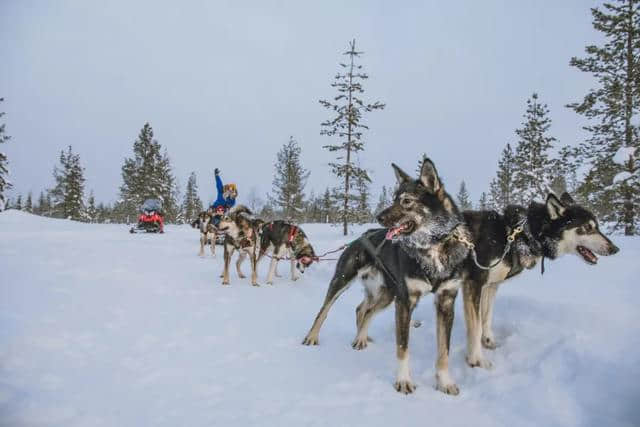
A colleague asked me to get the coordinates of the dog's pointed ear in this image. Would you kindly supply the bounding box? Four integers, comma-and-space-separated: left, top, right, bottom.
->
546, 193, 566, 220
392, 163, 411, 184
419, 157, 441, 193
560, 192, 575, 206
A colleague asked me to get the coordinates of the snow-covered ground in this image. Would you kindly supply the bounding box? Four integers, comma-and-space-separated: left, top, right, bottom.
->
1, 210, 639, 427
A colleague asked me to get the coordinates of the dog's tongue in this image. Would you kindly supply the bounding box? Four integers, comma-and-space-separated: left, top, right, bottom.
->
385, 224, 406, 240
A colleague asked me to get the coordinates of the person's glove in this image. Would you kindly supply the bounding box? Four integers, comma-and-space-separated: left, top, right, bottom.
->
214, 168, 220, 176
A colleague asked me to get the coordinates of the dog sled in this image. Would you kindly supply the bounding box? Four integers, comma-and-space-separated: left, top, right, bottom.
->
130, 199, 164, 234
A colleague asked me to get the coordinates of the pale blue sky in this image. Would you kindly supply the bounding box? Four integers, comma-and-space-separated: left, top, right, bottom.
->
1, 0, 601, 206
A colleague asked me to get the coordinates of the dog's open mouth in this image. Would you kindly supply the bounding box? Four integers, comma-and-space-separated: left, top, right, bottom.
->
218, 225, 229, 231
385, 221, 415, 240
577, 245, 598, 265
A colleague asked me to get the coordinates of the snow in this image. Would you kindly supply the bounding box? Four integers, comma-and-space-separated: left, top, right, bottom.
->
612, 146, 637, 166
1, 210, 639, 427
613, 171, 633, 184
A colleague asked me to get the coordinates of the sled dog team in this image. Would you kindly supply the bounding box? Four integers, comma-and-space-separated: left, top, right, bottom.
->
195, 156, 619, 396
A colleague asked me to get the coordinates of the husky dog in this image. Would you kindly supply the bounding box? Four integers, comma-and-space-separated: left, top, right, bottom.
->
459, 192, 619, 369
217, 206, 263, 286
302, 158, 472, 395
257, 221, 317, 284
194, 210, 217, 257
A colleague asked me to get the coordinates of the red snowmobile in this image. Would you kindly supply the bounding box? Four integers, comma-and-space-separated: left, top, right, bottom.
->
130, 199, 164, 233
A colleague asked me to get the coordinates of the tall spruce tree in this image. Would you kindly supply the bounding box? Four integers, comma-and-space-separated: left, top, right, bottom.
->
456, 181, 472, 211
512, 93, 556, 205
25, 192, 33, 213
489, 143, 516, 211
270, 136, 309, 222
320, 39, 385, 235
478, 192, 489, 210
374, 185, 391, 216
355, 173, 373, 223
86, 191, 97, 223
15, 194, 22, 210
568, 0, 640, 234
182, 172, 203, 224
50, 146, 86, 220
321, 187, 335, 223
119, 123, 178, 223
0, 98, 11, 210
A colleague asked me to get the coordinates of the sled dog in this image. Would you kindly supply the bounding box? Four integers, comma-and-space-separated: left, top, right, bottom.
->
217, 206, 263, 286
257, 221, 317, 284
302, 158, 471, 395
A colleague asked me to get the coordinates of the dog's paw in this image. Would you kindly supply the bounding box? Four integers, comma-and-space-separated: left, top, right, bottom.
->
482, 335, 497, 350
302, 335, 319, 346
351, 336, 369, 350
394, 380, 417, 394
238, 274, 246, 279
291, 276, 299, 282
466, 355, 493, 370
436, 382, 459, 396
221, 281, 230, 286
251, 283, 260, 287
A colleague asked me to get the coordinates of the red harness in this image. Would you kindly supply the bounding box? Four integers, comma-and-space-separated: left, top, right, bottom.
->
288, 226, 298, 244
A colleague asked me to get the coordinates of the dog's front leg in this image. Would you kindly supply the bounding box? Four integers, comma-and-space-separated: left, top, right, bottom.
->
236, 251, 247, 279
249, 249, 259, 286
290, 249, 298, 281
462, 280, 492, 369
222, 244, 235, 285
266, 250, 279, 285
210, 232, 216, 256
434, 286, 460, 395
199, 234, 206, 257
480, 283, 499, 349
394, 299, 415, 394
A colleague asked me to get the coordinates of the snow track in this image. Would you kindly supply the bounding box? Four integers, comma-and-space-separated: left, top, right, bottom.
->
1, 211, 639, 427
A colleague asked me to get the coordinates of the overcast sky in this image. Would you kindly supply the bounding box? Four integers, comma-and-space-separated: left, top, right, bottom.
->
1, 0, 602, 207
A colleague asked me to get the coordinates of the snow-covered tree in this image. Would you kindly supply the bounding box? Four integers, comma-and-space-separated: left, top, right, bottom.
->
456, 181, 472, 211
568, 0, 640, 234
24, 192, 33, 213
374, 185, 391, 216
15, 194, 22, 210
119, 123, 178, 222
489, 143, 516, 211
478, 192, 489, 210
50, 146, 86, 221
0, 98, 11, 211
321, 187, 336, 224
355, 173, 373, 223
86, 191, 97, 223
270, 136, 309, 222
181, 172, 203, 224
512, 93, 556, 205
246, 186, 264, 213
320, 39, 385, 235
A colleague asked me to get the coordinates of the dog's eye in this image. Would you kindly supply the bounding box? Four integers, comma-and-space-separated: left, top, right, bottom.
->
401, 198, 412, 207
584, 223, 594, 233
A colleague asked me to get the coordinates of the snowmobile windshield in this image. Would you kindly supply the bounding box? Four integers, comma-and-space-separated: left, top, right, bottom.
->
141, 199, 163, 213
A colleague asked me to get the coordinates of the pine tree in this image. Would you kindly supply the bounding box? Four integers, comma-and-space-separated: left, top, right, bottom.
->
488, 143, 516, 211
321, 187, 336, 223
50, 146, 86, 220
511, 93, 556, 205
478, 192, 489, 210
15, 194, 22, 210
25, 192, 33, 213
355, 173, 372, 223
270, 136, 309, 222
0, 98, 11, 210
181, 172, 203, 224
374, 185, 391, 216
568, 0, 640, 235
119, 123, 178, 223
86, 191, 97, 223
320, 39, 385, 235
246, 186, 264, 213
456, 181, 472, 211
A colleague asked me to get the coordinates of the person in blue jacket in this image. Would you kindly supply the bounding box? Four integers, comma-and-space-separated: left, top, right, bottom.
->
210, 168, 237, 226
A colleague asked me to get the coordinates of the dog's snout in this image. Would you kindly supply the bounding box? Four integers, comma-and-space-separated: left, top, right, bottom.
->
609, 243, 620, 255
